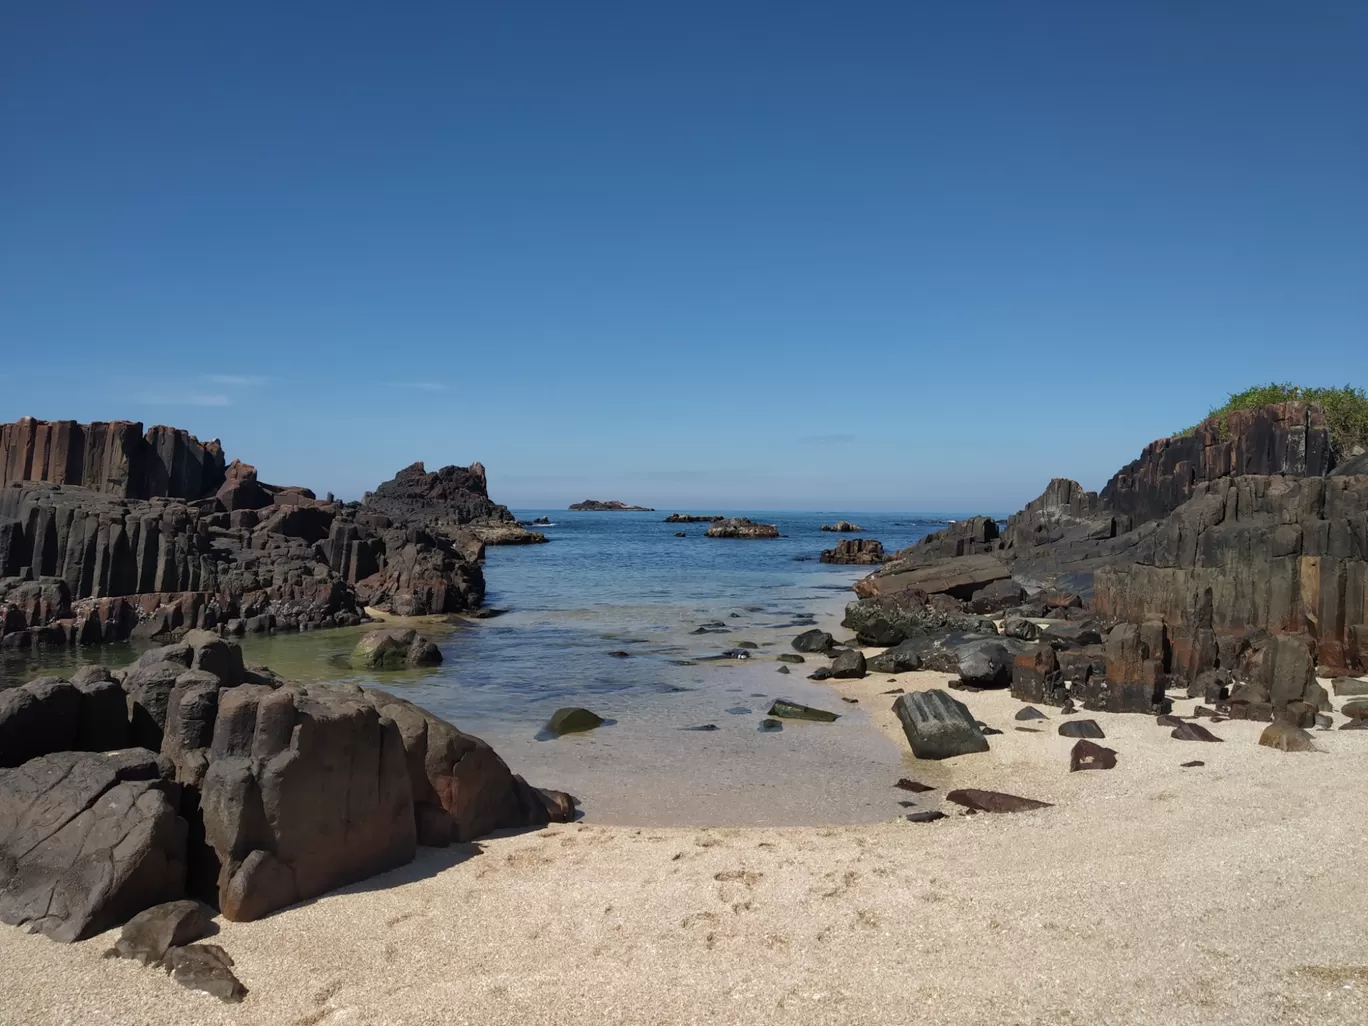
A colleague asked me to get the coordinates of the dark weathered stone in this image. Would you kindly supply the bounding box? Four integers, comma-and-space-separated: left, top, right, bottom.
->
905, 811, 947, 823
1069, 739, 1117, 771
866, 640, 923, 674
1058, 719, 1105, 739
820, 538, 886, 565
829, 649, 867, 679
111, 899, 211, 964
945, 788, 1052, 813
705, 518, 780, 539
349, 628, 443, 670
894, 778, 935, 793
164, 943, 247, 1003
1171, 722, 1223, 742
0, 677, 81, 767
791, 629, 834, 653
954, 639, 1015, 687
892, 690, 989, 760
0, 750, 187, 941
1014, 706, 1047, 721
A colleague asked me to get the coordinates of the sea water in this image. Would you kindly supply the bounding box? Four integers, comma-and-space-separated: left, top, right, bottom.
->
2, 510, 960, 826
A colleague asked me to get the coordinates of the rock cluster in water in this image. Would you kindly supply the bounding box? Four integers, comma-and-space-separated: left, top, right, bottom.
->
568, 500, 655, 511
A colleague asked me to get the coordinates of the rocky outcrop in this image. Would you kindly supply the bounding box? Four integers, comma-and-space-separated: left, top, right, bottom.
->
706, 518, 780, 539
0, 448, 527, 648
568, 500, 654, 511
850, 400, 1368, 718
1, 641, 575, 941
0, 418, 226, 501
349, 628, 443, 669
820, 538, 886, 565
363, 462, 516, 528
821, 521, 862, 532
0, 748, 187, 941
664, 514, 723, 523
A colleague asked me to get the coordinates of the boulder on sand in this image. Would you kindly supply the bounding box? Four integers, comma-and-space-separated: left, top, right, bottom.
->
110, 899, 211, 964
892, 690, 989, 760
867, 639, 924, 674
829, 649, 867, 679
349, 628, 444, 670
946, 788, 1052, 813
1069, 739, 1117, 771
1258, 721, 1322, 753
0, 749, 188, 941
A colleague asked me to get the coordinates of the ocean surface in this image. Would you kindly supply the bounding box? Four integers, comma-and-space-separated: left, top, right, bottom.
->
3, 510, 961, 826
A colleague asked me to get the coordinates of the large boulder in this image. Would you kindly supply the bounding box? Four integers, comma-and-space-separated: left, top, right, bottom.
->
841, 594, 994, 647
0, 749, 187, 941
198, 684, 417, 921
892, 690, 990, 760
362, 689, 572, 845
829, 649, 867, 679
0, 677, 81, 767
867, 639, 924, 674
952, 639, 1015, 687
791, 628, 835, 653
349, 628, 444, 670
820, 538, 885, 565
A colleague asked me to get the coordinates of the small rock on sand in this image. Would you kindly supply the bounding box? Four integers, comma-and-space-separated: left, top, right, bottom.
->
1171, 722, 1223, 742
946, 789, 1053, 814
1069, 739, 1118, 771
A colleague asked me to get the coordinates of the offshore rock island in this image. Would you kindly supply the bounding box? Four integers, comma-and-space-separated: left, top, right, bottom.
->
567, 499, 655, 511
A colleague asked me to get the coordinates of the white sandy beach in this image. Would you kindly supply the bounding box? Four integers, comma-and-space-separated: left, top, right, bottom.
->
3, 659, 1366, 1026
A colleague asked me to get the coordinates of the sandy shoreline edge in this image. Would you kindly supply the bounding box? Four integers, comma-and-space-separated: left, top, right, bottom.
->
4, 619, 1367, 1024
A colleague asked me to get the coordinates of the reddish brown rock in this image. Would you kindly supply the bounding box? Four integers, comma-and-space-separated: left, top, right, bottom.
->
946, 788, 1053, 814
1069, 739, 1118, 771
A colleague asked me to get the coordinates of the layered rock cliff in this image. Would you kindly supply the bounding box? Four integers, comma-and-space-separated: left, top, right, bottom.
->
849, 400, 1367, 716
0, 418, 227, 500
0, 420, 524, 654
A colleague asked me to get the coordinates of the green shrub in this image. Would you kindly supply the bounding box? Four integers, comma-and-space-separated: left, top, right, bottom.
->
1176, 383, 1368, 454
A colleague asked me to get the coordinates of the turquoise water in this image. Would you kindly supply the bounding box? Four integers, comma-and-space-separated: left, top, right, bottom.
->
3, 510, 958, 826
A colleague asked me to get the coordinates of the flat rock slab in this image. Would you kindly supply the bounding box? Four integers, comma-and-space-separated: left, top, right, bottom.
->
1058, 719, 1105, 739
1069, 739, 1118, 771
1342, 699, 1368, 721
1259, 722, 1322, 753
1181, 760, 1205, 768
1171, 722, 1224, 742
768, 700, 838, 722
893, 690, 990, 760
946, 789, 1053, 814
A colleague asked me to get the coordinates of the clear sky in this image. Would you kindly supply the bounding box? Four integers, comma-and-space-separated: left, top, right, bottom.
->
1, 2, 1364, 512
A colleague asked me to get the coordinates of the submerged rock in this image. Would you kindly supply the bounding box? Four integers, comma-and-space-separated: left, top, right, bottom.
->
545, 708, 606, 736
767, 700, 839, 722
349, 628, 443, 670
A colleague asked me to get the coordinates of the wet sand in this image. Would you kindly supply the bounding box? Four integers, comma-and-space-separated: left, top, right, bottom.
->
4, 654, 1366, 1025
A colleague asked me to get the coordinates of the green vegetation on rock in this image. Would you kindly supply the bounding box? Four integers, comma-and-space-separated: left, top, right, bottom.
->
1178, 383, 1368, 453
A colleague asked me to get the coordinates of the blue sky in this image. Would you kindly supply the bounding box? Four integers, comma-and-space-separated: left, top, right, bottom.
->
2, 2, 1364, 511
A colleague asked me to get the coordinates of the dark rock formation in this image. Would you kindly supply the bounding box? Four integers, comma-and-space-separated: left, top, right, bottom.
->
820, 521, 862, 532
365, 461, 513, 526
706, 518, 780, 539
820, 538, 886, 565
0, 418, 226, 501
849, 400, 1367, 721
892, 690, 989, 760
1171, 721, 1223, 742
568, 500, 654, 511
664, 514, 723, 523
1258, 721, 1321, 753
0, 749, 187, 941
866, 639, 924, 674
